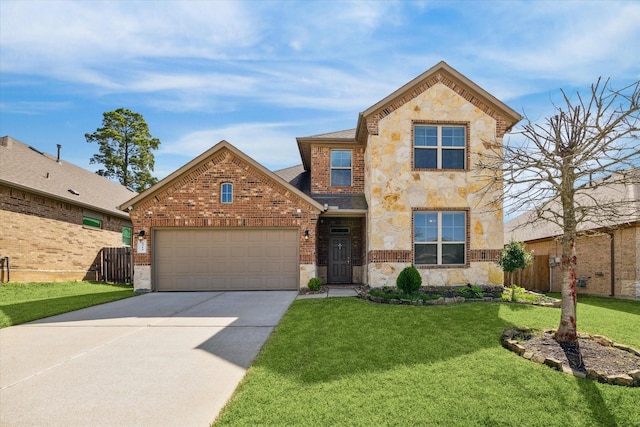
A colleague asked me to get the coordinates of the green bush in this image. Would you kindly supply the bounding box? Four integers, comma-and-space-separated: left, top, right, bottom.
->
308, 277, 323, 292
459, 284, 484, 299
396, 265, 422, 294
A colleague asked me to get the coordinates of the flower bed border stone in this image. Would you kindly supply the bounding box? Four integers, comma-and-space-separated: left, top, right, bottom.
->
501, 327, 640, 387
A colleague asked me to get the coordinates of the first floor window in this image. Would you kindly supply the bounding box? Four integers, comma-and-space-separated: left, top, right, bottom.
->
414, 211, 466, 265
221, 183, 233, 203
122, 226, 132, 246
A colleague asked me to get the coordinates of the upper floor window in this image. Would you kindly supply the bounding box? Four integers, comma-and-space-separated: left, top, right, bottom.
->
414, 211, 466, 265
82, 210, 102, 229
330, 150, 352, 187
414, 125, 466, 169
221, 183, 233, 203
82, 217, 102, 228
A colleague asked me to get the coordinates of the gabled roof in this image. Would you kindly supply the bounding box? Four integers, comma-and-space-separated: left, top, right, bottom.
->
120, 140, 324, 212
296, 61, 522, 169
0, 136, 135, 219
296, 129, 358, 171
356, 61, 522, 141
273, 164, 306, 183
360, 61, 522, 128
505, 169, 640, 244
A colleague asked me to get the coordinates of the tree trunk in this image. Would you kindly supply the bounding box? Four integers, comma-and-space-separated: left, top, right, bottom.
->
556, 235, 578, 343
554, 147, 581, 353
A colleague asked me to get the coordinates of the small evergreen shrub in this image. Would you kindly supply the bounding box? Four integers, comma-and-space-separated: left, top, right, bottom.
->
396, 265, 422, 294
308, 277, 323, 292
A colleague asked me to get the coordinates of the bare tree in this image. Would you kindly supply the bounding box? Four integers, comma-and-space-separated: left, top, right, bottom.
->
478, 78, 640, 356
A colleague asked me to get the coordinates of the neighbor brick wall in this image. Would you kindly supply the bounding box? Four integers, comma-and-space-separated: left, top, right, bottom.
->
129, 149, 320, 271
310, 145, 365, 194
0, 184, 128, 282
524, 225, 639, 298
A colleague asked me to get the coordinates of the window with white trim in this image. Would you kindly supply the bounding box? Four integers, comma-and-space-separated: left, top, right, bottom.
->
221, 183, 233, 204
330, 150, 352, 187
414, 211, 466, 265
414, 125, 466, 169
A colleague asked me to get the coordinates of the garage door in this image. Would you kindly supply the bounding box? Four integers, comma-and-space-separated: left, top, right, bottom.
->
155, 228, 299, 291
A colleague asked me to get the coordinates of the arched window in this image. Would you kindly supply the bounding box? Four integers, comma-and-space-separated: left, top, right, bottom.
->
221, 183, 233, 203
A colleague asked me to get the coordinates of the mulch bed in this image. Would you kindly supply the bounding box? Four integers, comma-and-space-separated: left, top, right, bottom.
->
503, 328, 640, 386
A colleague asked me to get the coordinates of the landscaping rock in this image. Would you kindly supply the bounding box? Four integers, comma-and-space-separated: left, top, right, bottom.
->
592, 335, 613, 347
502, 328, 640, 387
607, 374, 634, 387
544, 358, 563, 371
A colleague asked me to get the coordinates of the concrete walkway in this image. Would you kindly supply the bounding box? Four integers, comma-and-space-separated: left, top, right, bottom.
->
0, 291, 296, 427
296, 287, 359, 299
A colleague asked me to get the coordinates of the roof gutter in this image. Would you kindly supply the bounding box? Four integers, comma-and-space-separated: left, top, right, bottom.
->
0, 179, 132, 220
321, 208, 367, 217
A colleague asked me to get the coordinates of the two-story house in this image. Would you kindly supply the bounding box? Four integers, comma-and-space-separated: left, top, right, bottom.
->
121, 61, 521, 291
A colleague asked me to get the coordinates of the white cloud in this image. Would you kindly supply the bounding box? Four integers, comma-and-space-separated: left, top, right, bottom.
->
159, 122, 304, 172
0, 1, 259, 72
460, 2, 640, 85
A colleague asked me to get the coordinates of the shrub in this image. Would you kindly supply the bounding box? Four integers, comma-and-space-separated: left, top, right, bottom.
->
308, 277, 323, 292
459, 284, 484, 299
396, 265, 422, 294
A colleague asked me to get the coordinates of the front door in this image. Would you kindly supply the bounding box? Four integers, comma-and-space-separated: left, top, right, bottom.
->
328, 236, 352, 283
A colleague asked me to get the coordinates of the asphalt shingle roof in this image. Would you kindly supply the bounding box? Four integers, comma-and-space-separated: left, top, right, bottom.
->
505, 169, 640, 244
0, 136, 136, 218
273, 164, 368, 211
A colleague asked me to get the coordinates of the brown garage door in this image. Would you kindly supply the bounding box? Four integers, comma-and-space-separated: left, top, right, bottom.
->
155, 228, 299, 291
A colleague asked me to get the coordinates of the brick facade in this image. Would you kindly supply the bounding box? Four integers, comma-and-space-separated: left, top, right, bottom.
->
523, 225, 639, 298
128, 148, 321, 286
0, 184, 128, 282
310, 145, 365, 194
317, 217, 365, 266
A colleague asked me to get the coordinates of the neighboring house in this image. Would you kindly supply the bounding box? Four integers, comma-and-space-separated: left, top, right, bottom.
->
0, 136, 136, 282
505, 169, 640, 299
121, 61, 521, 291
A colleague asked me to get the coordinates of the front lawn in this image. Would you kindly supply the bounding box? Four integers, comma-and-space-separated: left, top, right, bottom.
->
0, 281, 135, 327
213, 296, 640, 426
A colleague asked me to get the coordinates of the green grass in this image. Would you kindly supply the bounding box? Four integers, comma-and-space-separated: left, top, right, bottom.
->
0, 281, 135, 327
213, 296, 640, 427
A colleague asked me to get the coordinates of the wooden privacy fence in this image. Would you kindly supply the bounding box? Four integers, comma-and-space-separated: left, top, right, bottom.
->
504, 254, 550, 292
99, 247, 133, 284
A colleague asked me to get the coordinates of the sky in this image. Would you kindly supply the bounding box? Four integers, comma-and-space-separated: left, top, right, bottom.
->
1, 0, 639, 182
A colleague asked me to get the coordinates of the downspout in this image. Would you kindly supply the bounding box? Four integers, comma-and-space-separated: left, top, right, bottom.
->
1, 256, 9, 282
609, 232, 615, 297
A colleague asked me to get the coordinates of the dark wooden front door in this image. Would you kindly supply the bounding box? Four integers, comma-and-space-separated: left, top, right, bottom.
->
328, 236, 351, 283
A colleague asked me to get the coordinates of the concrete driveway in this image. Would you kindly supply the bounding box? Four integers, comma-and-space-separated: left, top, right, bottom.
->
0, 291, 297, 427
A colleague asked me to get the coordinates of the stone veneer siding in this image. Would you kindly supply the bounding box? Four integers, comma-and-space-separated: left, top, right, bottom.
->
524, 225, 640, 299
364, 81, 506, 287
310, 145, 365, 194
128, 149, 321, 290
0, 184, 128, 282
